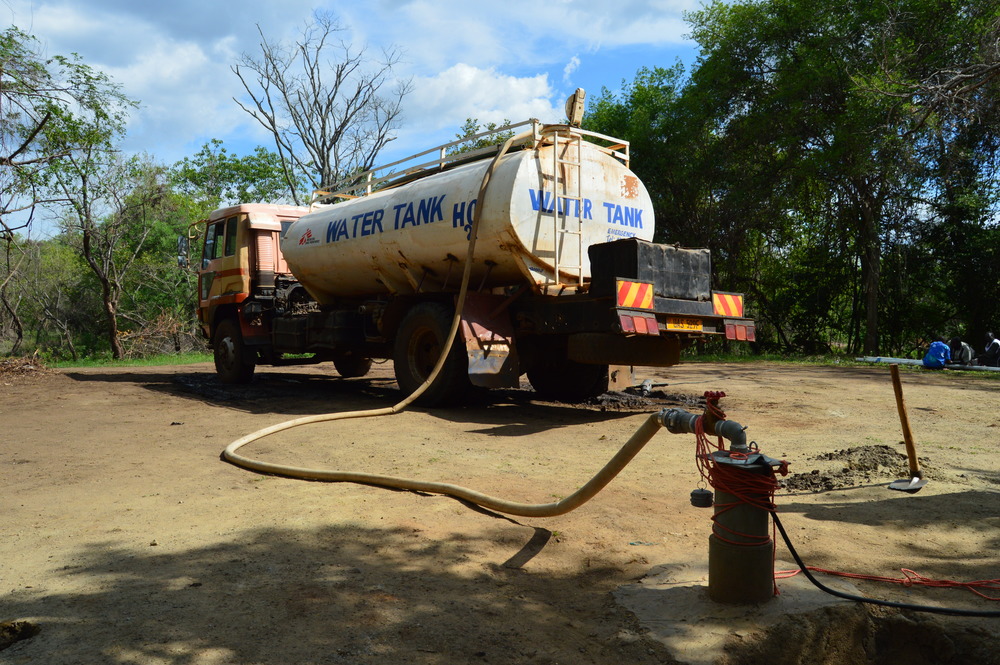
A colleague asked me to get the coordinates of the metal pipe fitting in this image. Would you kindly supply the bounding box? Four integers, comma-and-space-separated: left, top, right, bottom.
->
714, 418, 749, 453
658, 407, 749, 453
660, 407, 700, 435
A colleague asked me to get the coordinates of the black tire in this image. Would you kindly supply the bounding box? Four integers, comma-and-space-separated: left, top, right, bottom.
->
213, 318, 255, 384
393, 302, 470, 406
526, 339, 609, 402
332, 351, 373, 378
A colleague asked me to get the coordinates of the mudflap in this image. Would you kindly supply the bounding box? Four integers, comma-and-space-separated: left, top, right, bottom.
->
460, 293, 521, 388
568, 332, 681, 366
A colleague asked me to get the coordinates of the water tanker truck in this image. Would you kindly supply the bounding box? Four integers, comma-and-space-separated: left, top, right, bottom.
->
182, 110, 755, 405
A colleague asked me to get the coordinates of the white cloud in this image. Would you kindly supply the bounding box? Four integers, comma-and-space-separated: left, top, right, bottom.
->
357, 0, 695, 58
409, 64, 558, 128
7, 0, 698, 168
564, 56, 581, 82
382, 63, 561, 158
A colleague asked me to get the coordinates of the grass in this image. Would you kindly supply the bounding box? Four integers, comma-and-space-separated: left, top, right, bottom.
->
49, 351, 213, 369
32, 349, 1000, 381
682, 351, 858, 366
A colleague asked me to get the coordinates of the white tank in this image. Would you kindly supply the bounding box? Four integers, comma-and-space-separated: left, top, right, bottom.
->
281, 137, 654, 303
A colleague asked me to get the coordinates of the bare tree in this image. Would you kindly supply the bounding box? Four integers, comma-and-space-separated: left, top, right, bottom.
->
0, 235, 28, 354
13, 239, 84, 359
232, 11, 411, 204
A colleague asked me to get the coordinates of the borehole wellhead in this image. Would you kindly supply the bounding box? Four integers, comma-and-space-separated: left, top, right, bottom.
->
659, 396, 786, 605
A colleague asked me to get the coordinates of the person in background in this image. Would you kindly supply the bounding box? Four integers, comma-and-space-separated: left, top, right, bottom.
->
976, 332, 1000, 367
949, 336, 974, 365
922, 336, 951, 369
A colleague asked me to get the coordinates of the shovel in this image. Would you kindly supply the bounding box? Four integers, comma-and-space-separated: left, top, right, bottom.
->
888, 364, 927, 493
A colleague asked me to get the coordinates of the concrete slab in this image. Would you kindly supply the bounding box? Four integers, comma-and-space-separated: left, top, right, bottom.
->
614, 560, 864, 665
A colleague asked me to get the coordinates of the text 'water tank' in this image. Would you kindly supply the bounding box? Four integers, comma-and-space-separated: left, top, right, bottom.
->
281, 135, 655, 304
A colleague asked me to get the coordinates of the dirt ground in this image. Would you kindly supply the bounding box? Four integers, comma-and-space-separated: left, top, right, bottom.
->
2, 358, 999, 664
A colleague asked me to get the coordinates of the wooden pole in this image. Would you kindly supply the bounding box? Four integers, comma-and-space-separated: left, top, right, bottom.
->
889, 364, 922, 479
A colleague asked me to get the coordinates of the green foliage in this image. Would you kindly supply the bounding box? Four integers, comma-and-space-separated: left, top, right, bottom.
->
171, 139, 301, 212
449, 118, 517, 156
587, 0, 1000, 356
8, 10, 1000, 365
1, 27, 132, 233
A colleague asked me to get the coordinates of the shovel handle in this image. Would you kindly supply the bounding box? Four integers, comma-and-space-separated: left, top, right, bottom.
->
889, 364, 922, 477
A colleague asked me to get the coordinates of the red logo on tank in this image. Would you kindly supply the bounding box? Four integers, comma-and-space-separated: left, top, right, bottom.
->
298, 229, 313, 245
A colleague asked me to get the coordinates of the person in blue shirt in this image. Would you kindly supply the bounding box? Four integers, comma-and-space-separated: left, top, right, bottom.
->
922, 337, 951, 369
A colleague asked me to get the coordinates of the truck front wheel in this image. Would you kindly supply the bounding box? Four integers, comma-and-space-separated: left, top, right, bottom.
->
214, 318, 255, 384
393, 302, 470, 406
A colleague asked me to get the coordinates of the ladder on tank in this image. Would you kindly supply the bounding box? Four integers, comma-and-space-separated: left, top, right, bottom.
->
548, 129, 585, 288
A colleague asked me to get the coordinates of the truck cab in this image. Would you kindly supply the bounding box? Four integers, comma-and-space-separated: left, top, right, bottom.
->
192, 204, 309, 381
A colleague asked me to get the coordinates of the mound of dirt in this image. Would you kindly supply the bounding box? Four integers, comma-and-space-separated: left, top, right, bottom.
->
780, 444, 922, 492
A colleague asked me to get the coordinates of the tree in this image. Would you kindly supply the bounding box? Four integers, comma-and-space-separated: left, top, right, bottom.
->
232, 11, 412, 204
0, 235, 28, 354
46, 146, 165, 359
680, 0, 926, 355
13, 237, 94, 359
0, 27, 127, 236
1, 27, 146, 358
171, 139, 304, 212
449, 118, 516, 156
585, 0, 1000, 355
877, 3, 1000, 343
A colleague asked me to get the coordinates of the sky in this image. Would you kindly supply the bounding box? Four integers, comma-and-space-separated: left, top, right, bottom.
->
6, 0, 702, 172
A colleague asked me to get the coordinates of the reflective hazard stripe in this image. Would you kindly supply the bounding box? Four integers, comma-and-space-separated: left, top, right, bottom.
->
713, 293, 744, 317
616, 280, 654, 310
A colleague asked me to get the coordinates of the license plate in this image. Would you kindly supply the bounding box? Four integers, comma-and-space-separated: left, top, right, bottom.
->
666, 317, 702, 332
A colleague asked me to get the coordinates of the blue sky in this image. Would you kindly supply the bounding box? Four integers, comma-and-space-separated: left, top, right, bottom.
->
7, 0, 701, 169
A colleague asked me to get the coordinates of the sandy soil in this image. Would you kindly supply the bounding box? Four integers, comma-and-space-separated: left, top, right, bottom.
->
2, 359, 999, 664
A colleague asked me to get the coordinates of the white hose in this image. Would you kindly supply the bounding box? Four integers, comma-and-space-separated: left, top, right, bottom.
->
224, 412, 665, 517
223, 129, 665, 517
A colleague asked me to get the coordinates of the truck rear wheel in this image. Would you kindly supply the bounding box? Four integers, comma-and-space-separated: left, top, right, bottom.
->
214, 318, 255, 384
526, 340, 609, 402
332, 351, 373, 378
393, 302, 470, 406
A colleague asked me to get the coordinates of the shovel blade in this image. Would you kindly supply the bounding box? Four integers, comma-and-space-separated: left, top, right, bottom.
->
889, 476, 927, 493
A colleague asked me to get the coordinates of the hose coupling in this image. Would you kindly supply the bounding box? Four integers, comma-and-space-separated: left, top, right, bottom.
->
657, 407, 749, 454
659, 407, 699, 434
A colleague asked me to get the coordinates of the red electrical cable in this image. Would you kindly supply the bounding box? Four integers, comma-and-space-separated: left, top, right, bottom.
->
774, 566, 1000, 601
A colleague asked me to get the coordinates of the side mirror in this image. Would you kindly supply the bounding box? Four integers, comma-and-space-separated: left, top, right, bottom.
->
177, 235, 190, 268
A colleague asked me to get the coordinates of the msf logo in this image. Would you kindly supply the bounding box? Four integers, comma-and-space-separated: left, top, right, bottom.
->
298, 228, 318, 246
